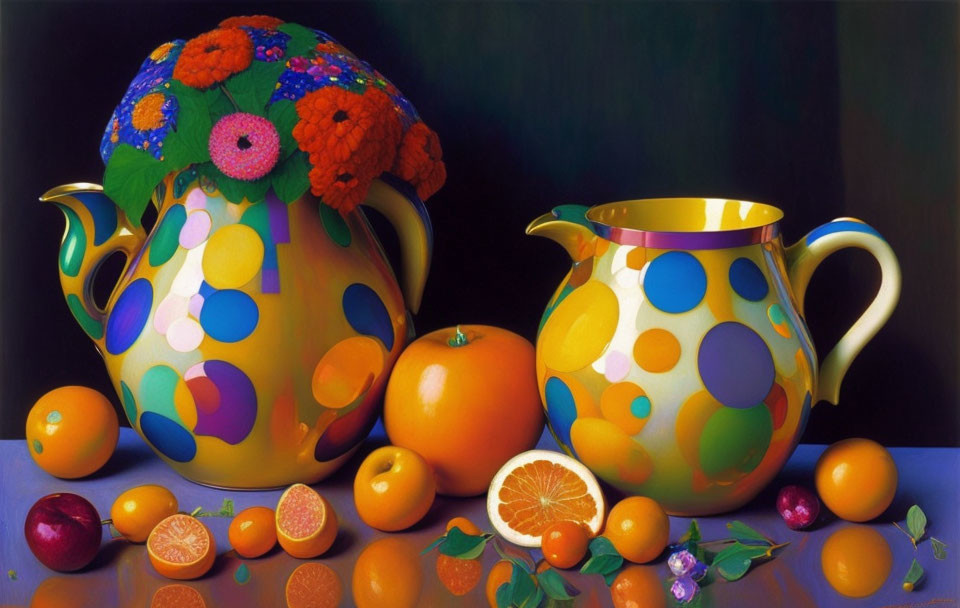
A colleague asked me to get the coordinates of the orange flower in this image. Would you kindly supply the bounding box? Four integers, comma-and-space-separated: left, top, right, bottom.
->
173, 28, 253, 89
131, 93, 167, 130
219, 15, 285, 30
149, 42, 176, 62
293, 86, 402, 213
393, 122, 446, 200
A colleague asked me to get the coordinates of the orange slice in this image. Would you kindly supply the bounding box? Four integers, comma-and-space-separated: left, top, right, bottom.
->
285, 562, 343, 608
487, 449, 605, 547
147, 514, 216, 580
276, 483, 338, 558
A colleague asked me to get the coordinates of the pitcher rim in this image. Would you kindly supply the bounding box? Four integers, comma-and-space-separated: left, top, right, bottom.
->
586, 197, 783, 250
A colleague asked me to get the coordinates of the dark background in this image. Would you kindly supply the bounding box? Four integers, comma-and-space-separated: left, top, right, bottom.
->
1, 2, 957, 445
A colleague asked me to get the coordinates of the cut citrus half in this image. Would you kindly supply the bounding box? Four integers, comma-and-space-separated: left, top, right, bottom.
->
487, 449, 605, 547
150, 583, 207, 608
276, 483, 338, 558
147, 514, 216, 580
285, 562, 343, 608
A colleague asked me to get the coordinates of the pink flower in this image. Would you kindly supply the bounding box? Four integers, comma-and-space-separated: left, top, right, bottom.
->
208, 112, 280, 181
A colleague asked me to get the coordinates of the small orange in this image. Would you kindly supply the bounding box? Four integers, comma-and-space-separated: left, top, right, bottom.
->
150, 584, 207, 608
276, 484, 338, 558
354, 445, 435, 531
610, 565, 668, 608
603, 497, 669, 564
541, 521, 590, 569
26, 386, 119, 478
352, 537, 423, 608
436, 554, 483, 596
384, 325, 544, 496
446, 516, 482, 536
485, 560, 514, 608
147, 514, 216, 580
820, 525, 892, 598
229, 506, 277, 558
815, 438, 897, 522
110, 484, 178, 543
285, 562, 343, 608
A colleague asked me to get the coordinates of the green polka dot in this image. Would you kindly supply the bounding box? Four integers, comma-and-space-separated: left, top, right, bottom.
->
67, 294, 104, 340
140, 365, 183, 424
234, 563, 250, 585
45, 411, 62, 424
149, 204, 186, 267
699, 403, 772, 477
55, 204, 86, 277
120, 381, 138, 426
630, 396, 651, 419
319, 203, 351, 247
32, 439, 43, 454
768, 303, 787, 325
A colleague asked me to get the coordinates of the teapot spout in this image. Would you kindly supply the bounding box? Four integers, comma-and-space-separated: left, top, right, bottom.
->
525, 204, 597, 262
40, 183, 146, 345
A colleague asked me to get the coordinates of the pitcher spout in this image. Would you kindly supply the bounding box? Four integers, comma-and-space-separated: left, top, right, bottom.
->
41, 183, 147, 346
525, 204, 597, 262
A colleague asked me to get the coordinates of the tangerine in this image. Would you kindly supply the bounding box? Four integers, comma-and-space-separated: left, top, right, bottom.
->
285, 562, 343, 608
26, 386, 118, 478
276, 484, 338, 558
384, 325, 544, 496
110, 484, 178, 543
610, 565, 668, 608
820, 525, 892, 597
815, 438, 897, 522
352, 537, 422, 608
446, 516, 482, 536
541, 521, 590, 569
603, 497, 669, 564
436, 554, 483, 596
147, 514, 216, 580
228, 506, 277, 558
354, 445, 435, 531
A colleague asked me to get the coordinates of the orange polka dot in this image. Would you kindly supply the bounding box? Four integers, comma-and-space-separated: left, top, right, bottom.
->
626, 246, 647, 270
600, 382, 650, 435
633, 329, 681, 373
594, 238, 611, 257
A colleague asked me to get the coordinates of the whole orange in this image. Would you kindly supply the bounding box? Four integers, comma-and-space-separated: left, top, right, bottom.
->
815, 438, 897, 522
541, 521, 590, 569
352, 537, 422, 608
354, 445, 436, 531
603, 497, 670, 564
384, 325, 544, 496
610, 565, 668, 608
228, 506, 277, 558
26, 386, 118, 478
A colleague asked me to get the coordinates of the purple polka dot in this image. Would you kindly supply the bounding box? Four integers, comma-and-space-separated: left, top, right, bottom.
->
697, 322, 775, 408
185, 360, 257, 444
106, 278, 152, 354
342, 283, 394, 351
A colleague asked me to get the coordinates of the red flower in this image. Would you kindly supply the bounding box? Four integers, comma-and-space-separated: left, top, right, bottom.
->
173, 28, 253, 89
219, 15, 285, 30
392, 122, 446, 200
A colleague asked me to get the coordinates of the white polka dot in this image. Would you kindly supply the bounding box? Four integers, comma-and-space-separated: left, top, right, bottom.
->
166, 317, 204, 352
179, 210, 212, 249
153, 293, 189, 335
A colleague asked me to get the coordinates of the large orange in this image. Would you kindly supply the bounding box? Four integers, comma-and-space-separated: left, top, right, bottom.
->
26, 386, 118, 478
814, 438, 897, 522
603, 497, 669, 564
384, 325, 544, 496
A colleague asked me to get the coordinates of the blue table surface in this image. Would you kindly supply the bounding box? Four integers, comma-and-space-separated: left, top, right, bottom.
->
1, 423, 958, 608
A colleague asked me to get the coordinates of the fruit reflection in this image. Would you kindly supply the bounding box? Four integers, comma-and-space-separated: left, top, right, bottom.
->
30, 576, 105, 608
286, 562, 343, 608
610, 565, 667, 608
352, 537, 422, 608
150, 584, 207, 608
820, 525, 892, 597
436, 554, 483, 596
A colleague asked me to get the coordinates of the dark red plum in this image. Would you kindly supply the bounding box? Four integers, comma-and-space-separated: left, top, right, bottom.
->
776, 485, 820, 530
24, 493, 102, 571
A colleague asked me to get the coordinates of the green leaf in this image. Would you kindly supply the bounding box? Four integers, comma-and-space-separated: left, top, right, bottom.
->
903, 558, 924, 586
103, 144, 171, 227
712, 542, 770, 581
519, 587, 544, 608
169, 81, 212, 163
495, 582, 512, 608
587, 535, 620, 557
160, 128, 195, 168
205, 87, 236, 121
603, 570, 621, 587
7, 570, 16, 581
224, 61, 285, 116
421, 536, 445, 556
536, 568, 578, 600
931, 537, 947, 560
437, 528, 492, 560
580, 554, 623, 577
906, 505, 927, 542
278, 23, 319, 57
492, 538, 536, 573
198, 163, 245, 203
272, 151, 311, 203
238, 176, 272, 205
726, 521, 771, 545
508, 562, 538, 608
268, 99, 300, 159
679, 520, 702, 544
218, 499, 234, 517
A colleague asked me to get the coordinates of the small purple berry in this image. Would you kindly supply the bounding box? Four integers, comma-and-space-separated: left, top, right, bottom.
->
776, 485, 820, 530
671, 576, 699, 603
690, 560, 707, 581
668, 549, 699, 577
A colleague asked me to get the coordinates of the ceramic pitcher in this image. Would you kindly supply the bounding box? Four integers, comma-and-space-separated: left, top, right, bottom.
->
527, 198, 900, 515
42, 172, 430, 488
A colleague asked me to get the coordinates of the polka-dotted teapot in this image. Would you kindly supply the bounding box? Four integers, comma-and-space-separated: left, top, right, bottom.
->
41, 16, 443, 488
528, 199, 900, 515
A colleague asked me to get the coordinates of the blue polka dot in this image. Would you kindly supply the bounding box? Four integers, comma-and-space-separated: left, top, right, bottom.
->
199, 281, 215, 298
729, 258, 769, 302
106, 278, 152, 355
342, 284, 394, 351
200, 290, 259, 342
140, 412, 196, 462
806, 220, 883, 245
643, 251, 707, 313
74, 192, 118, 246
630, 396, 651, 419
545, 377, 577, 450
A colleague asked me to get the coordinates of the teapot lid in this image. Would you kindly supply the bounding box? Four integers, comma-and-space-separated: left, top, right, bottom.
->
99, 15, 445, 226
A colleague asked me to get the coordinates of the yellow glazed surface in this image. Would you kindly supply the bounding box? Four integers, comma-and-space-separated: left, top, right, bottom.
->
43, 171, 431, 488
528, 199, 900, 515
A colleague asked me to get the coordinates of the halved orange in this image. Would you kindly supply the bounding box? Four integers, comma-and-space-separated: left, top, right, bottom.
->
150, 584, 207, 608
487, 449, 605, 547
276, 483, 338, 558
285, 562, 343, 608
147, 514, 216, 580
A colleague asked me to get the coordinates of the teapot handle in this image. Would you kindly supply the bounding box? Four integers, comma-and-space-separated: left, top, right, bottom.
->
41, 183, 146, 347
785, 218, 901, 405
361, 176, 433, 314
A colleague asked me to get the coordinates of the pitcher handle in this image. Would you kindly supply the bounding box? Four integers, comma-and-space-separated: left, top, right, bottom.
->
361, 176, 433, 314
785, 218, 901, 405
40, 183, 146, 346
